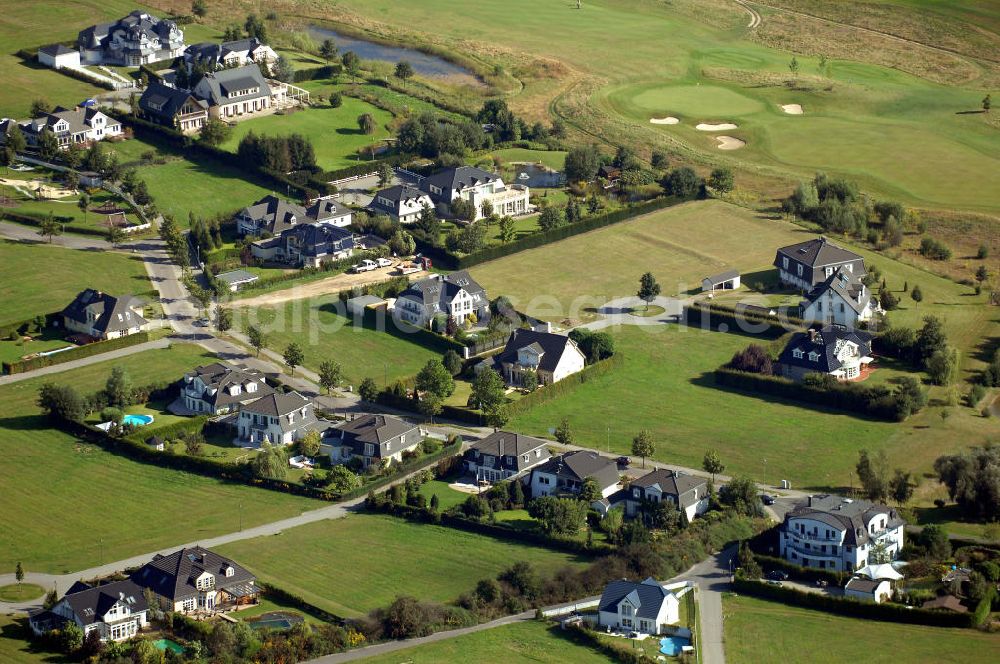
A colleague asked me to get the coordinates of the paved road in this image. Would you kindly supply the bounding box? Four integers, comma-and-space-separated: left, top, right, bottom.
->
0, 220, 111, 250
0, 338, 171, 386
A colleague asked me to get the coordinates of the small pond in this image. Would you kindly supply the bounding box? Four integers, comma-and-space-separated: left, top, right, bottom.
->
153, 638, 184, 654
511, 162, 565, 188
308, 25, 480, 86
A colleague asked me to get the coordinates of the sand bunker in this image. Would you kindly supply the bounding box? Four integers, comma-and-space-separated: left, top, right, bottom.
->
715, 136, 746, 150
781, 104, 803, 115
649, 116, 680, 125
696, 123, 738, 131
0, 177, 76, 199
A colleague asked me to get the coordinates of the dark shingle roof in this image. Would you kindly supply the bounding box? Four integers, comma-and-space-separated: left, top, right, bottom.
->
242, 391, 312, 418
374, 184, 427, 204
193, 64, 270, 106
139, 81, 208, 120
334, 414, 420, 458
804, 266, 872, 315
62, 289, 147, 335
132, 546, 254, 602
598, 578, 673, 620
703, 269, 739, 283
61, 579, 147, 626
630, 469, 707, 508
239, 195, 306, 235
845, 577, 883, 593
465, 431, 551, 472
421, 166, 498, 194
778, 325, 873, 374
494, 329, 579, 375
535, 450, 619, 491
282, 223, 355, 258
39, 44, 77, 56
774, 237, 865, 270
184, 363, 274, 409
784, 494, 903, 547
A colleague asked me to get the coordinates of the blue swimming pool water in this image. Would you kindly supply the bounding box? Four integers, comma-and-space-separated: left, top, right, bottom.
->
153, 638, 184, 654
660, 636, 691, 656
122, 414, 153, 427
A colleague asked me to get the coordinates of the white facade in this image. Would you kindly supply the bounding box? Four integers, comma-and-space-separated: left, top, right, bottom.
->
845, 579, 892, 604
374, 190, 434, 224
237, 403, 313, 446
530, 470, 618, 499
50, 597, 147, 643
396, 286, 474, 327
38, 48, 80, 69
802, 286, 877, 327
780, 505, 905, 572
597, 581, 679, 636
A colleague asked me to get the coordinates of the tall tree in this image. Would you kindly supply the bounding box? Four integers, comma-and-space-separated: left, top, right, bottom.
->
299, 429, 322, 457
283, 342, 304, 376
318, 360, 343, 394
192, 0, 207, 18
415, 359, 455, 398
631, 430, 655, 469
394, 61, 414, 87
77, 193, 90, 225
342, 51, 361, 81
38, 214, 61, 243
703, 449, 725, 483
498, 215, 516, 244
554, 417, 573, 445
246, 325, 266, 357
889, 469, 915, 506
856, 449, 890, 502
788, 56, 799, 76
358, 113, 376, 135
319, 38, 338, 63
105, 366, 133, 407
358, 377, 379, 402
30, 98, 51, 118
471, 367, 506, 412
637, 272, 661, 310
15, 562, 24, 586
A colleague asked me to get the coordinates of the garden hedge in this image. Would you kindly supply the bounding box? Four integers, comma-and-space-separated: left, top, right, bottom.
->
292, 64, 341, 83
3, 331, 151, 374
683, 302, 804, 339
732, 578, 973, 628
507, 353, 624, 416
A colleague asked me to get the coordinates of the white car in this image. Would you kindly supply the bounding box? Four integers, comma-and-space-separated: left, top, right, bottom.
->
352, 259, 378, 273
376, 257, 393, 268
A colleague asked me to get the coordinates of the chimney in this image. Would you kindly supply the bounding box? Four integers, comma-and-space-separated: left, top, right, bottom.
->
807, 495, 813, 507
808, 328, 818, 342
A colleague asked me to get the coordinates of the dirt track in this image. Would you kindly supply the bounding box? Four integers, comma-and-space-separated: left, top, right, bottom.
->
225, 264, 426, 308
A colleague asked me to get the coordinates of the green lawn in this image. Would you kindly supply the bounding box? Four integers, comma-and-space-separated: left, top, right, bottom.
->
0, 615, 67, 664
237, 296, 442, 386
0, 240, 151, 327
0, 329, 75, 365
0, 584, 44, 602
361, 620, 613, 664
724, 594, 1000, 664
0, 343, 322, 573
218, 100, 394, 171
216, 514, 592, 617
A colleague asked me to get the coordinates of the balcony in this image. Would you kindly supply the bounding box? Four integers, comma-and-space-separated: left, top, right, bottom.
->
784, 541, 841, 559
787, 530, 841, 544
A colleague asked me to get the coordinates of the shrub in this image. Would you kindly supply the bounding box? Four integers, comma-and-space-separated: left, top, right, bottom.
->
919, 237, 952, 260
729, 344, 774, 375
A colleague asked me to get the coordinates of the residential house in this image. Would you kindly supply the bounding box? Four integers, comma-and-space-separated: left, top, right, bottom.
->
61, 289, 148, 340
844, 577, 893, 604
529, 451, 620, 499
131, 546, 258, 614
597, 578, 679, 635
138, 81, 209, 133
779, 494, 905, 572
490, 328, 585, 387
37, 44, 81, 69
368, 184, 434, 224
184, 38, 277, 71
236, 391, 316, 446
773, 237, 866, 290
801, 266, 879, 326
620, 469, 709, 523
18, 107, 122, 149
192, 64, 278, 120
394, 271, 489, 327
181, 363, 274, 415
77, 11, 186, 66
251, 223, 356, 267
321, 414, 422, 468
419, 166, 529, 219
235, 195, 351, 237
463, 430, 551, 483
778, 325, 874, 382
30, 579, 148, 643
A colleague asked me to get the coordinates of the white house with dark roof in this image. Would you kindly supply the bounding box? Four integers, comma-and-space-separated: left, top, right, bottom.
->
30, 579, 148, 642
184, 38, 277, 71
192, 64, 277, 120
61, 289, 148, 340
37, 44, 81, 69
16, 106, 121, 149
77, 11, 186, 66
773, 237, 866, 290
619, 469, 709, 523
131, 546, 258, 613
236, 195, 351, 237
181, 363, 274, 415
801, 266, 879, 326
598, 578, 680, 635
419, 166, 529, 220
394, 271, 488, 327
779, 494, 905, 572
321, 414, 423, 468
138, 81, 209, 133
463, 430, 551, 483
778, 325, 874, 382
369, 184, 434, 224
236, 391, 316, 446
529, 450, 620, 499
489, 328, 585, 387
844, 577, 893, 604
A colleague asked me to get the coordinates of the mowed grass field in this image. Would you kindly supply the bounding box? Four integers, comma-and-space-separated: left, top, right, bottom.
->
0, 240, 151, 327
218, 100, 394, 171
724, 595, 1000, 664
216, 514, 592, 617
362, 620, 613, 664
0, 343, 322, 573
236, 296, 442, 386
0, 615, 67, 664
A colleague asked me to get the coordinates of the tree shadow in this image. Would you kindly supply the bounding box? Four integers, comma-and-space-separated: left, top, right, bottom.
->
0, 616, 68, 663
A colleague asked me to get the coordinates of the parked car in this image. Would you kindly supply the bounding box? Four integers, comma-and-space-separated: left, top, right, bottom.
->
376, 257, 393, 268
761, 494, 775, 506
193, 317, 210, 327
767, 570, 789, 582
352, 259, 378, 273
616, 455, 631, 468
765, 579, 783, 586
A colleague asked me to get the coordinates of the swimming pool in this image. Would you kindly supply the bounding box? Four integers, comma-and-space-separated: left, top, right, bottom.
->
660, 635, 691, 656
153, 638, 184, 654
122, 413, 154, 427
248, 611, 304, 631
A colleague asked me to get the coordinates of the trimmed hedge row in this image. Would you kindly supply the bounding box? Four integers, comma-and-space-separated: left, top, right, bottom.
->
293, 64, 340, 83
416, 196, 679, 270
713, 367, 909, 422
732, 578, 973, 628
0, 209, 110, 239
753, 553, 846, 586
337, 440, 463, 502
359, 307, 465, 354
683, 302, 804, 339
507, 353, 624, 416
3, 331, 151, 374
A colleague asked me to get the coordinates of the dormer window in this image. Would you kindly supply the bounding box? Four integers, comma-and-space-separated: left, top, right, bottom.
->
808, 351, 819, 362
792, 349, 804, 359
246, 382, 257, 393
224, 566, 235, 577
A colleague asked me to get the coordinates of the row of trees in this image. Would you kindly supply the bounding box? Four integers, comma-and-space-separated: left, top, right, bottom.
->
236, 131, 317, 174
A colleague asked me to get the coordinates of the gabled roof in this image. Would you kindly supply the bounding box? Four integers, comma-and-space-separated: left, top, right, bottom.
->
192, 64, 270, 106
703, 269, 739, 283
334, 414, 420, 458
62, 289, 147, 335
598, 578, 674, 620
784, 494, 903, 547
242, 391, 312, 418
421, 166, 498, 193
184, 363, 274, 408
139, 81, 208, 119
468, 430, 549, 458
61, 579, 147, 626
306, 198, 350, 222
495, 329, 580, 375
240, 195, 344, 235
630, 469, 707, 508
778, 325, 873, 374
845, 577, 884, 594
774, 236, 865, 270
132, 546, 254, 602
804, 266, 871, 315
281, 223, 355, 258
374, 184, 429, 205
39, 44, 77, 57
534, 450, 619, 490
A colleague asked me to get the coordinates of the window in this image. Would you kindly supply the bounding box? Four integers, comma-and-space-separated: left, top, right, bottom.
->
808, 351, 819, 362
792, 349, 803, 359
797, 264, 803, 276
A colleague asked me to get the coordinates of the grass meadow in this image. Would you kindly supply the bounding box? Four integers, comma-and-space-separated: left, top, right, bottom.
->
0, 343, 322, 573
0, 240, 151, 327
724, 595, 1000, 664
216, 514, 592, 617
236, 296, 442, 387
